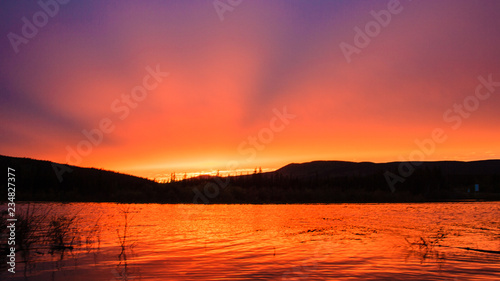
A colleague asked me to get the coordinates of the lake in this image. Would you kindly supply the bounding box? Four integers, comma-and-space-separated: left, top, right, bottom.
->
1, 202, 499, 280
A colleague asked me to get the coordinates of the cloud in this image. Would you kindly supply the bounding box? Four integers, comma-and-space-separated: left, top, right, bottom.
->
1, 0, 499, 175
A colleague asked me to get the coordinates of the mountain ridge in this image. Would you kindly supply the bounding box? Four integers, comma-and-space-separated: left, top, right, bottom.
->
1, 154, 499, 203
276, 159, 500, 178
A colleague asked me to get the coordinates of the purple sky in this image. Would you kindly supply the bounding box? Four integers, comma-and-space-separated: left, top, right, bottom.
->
1, 0, 500, 178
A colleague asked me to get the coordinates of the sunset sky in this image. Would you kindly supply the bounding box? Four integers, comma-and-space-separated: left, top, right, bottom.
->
1, 0, 499, 180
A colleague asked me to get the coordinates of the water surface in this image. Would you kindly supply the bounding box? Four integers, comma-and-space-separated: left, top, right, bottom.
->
1, 202, 499, 280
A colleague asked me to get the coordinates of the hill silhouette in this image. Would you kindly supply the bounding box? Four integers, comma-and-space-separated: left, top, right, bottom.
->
1, 155, 499, 203
277, 160, 500, 178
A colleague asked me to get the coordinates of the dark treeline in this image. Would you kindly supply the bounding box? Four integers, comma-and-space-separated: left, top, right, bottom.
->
1, 155, 499, 203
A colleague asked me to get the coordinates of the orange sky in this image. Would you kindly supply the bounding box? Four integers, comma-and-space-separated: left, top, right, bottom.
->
1, 0, 499, 180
